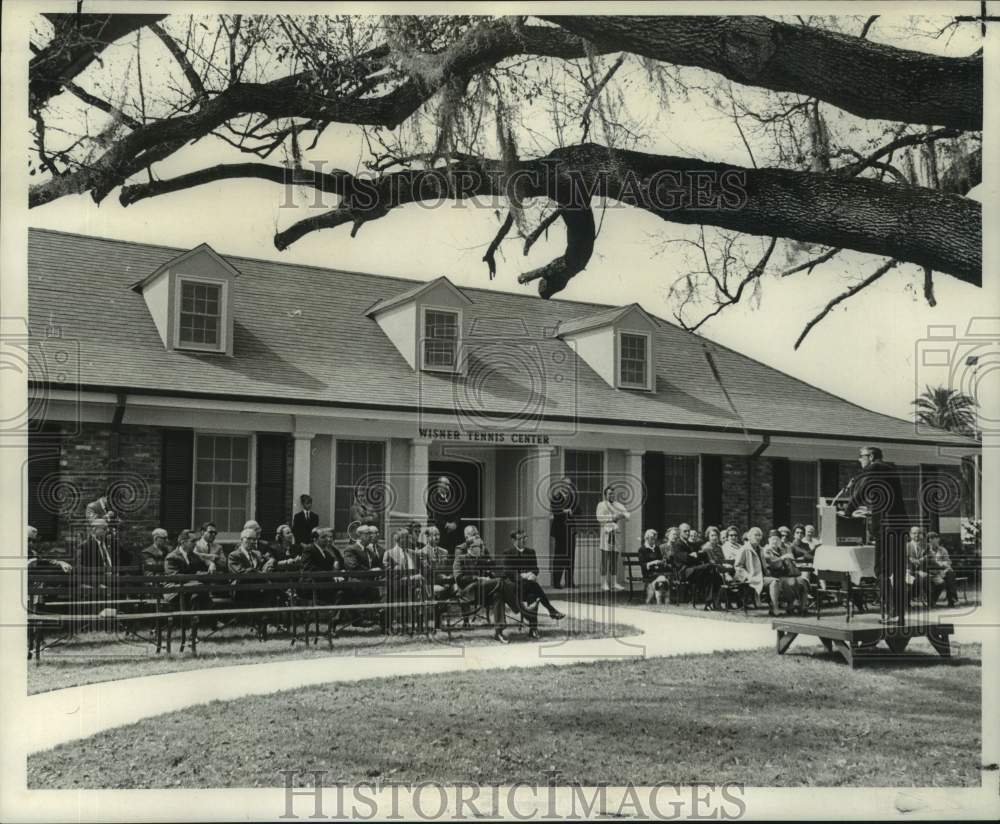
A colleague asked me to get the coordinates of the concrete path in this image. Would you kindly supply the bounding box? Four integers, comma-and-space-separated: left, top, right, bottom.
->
24, 600, 986, 754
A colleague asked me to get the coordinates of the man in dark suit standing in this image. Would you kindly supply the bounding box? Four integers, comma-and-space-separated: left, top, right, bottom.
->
499, 529, 565, 639
292, 494, 320, 547
549, 477, 579, 589
841, 446, 910, 625
75, 519, 121, 571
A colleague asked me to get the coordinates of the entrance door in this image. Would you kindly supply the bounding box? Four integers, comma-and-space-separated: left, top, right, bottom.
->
428, 459, 482, 533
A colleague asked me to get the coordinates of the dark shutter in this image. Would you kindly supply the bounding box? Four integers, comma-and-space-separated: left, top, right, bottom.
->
255, 433, 289, 537
700, 454, 723, 528
771, 457, 791, 528
160, 429, 194, 535
819, 460, 841, 498
28, 424, 63, 541
642, 451, 665, 536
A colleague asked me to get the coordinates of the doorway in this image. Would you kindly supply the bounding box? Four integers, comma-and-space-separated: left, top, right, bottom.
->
428, 459, 482, 533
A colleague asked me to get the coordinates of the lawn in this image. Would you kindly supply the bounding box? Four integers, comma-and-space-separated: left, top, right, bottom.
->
27, 615, 636, 695
28, 644, 982, 788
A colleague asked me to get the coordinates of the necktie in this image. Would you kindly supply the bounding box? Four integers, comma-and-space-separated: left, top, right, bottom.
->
99, 541, 112, 568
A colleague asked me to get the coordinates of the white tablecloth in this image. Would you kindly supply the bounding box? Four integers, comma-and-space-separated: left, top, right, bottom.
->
813, 544, 876, 584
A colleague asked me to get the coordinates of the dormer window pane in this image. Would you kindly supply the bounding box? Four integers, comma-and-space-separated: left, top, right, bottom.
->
620, 333, 647, 387
424, 309, 458, 369
179, 281, 221, 347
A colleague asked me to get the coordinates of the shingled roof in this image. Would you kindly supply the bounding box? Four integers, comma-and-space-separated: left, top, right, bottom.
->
27, 228, 974, 447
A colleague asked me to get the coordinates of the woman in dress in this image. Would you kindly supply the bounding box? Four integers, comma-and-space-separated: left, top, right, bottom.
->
596, 485, 630, 592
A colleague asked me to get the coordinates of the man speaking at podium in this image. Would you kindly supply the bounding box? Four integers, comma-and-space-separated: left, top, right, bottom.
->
839, 446, 910, 625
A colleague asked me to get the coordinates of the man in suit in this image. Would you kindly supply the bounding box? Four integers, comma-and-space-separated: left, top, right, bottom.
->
906, 525, 930, 602
75, 519, 121, 571
549, 476, 579, 589
342, 525, 384, 573
163, 528, 210, 607
300, 527, 345, 572
298, 527, 345, 606
428, 476, 465, 553
292, 495, 320, 546
138, 528, 169, 575
383, 530, 431, 601
841, 446, 910, 625
349, 490, 379, 529
194, 522, 226, 572
227, 528, 269, 606
85, 491, 116, 526
453, 527, 522, 644
925, 531, 960, 608
499, 529, 564, 639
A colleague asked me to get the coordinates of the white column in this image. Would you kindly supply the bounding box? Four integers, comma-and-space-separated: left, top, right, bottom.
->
625, 448, 645, 552
409, 438, 431, 521
532, 446, 557, 580
292, 434, 314, 502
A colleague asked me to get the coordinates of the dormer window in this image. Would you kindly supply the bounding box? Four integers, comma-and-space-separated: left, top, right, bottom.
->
618, 331, 650, 389
177, 278, 225, 351
422, 307, 460, 371
132, 242, 239, 356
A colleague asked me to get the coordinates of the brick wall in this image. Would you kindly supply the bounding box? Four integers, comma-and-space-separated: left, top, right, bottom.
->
43, 422, 162, 554
721, 456, 749, 528
750, 458, 775, 533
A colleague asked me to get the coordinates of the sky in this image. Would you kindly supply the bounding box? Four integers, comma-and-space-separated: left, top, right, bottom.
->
26, 9, 995, 424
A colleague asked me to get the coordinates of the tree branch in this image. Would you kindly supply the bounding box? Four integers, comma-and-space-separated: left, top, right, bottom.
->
483, 211, 514, 279
547, 15, 982, 130
794, 258, 898, 349
149, 21, 207, 102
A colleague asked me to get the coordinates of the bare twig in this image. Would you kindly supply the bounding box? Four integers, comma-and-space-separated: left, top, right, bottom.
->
781, 247, 841, 277
795, 259, 898, 349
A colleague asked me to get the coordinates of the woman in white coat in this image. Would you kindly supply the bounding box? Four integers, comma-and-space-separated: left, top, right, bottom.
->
596, 485, 630, 592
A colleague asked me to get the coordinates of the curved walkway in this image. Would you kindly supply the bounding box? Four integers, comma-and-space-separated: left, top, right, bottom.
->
26, 601, 772, 753
25, 601, 986, 754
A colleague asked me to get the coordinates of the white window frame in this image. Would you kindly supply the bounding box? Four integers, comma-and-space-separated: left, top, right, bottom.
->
174, 275, 228, 353
192, 431, 256, 543
419, 305, 462, 373
616, 330, 653, 391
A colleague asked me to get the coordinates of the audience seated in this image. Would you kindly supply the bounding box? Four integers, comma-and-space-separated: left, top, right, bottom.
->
789, 524, 814, 564
383, 530, 431, 601
721, 526, 743, 563
27, 525, 72, 574
453, 526, 522, 644
638, 529, 669, 604
906, 526, 930, 602
925, 531, 959, 608
698, 526, 732, 610
498, 529, 564, 639
264, 524, 302, 572
760, 530, 809, 616
733, 527, 766, 607
163, 528, 210, 607
194, 522, 226, 572
139, 528, 169, 574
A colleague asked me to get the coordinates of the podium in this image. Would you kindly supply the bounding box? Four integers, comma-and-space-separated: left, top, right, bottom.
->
817, 498, 868, 546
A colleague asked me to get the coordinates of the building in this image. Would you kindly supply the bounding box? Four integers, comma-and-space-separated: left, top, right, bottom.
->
26, 229, 979, 569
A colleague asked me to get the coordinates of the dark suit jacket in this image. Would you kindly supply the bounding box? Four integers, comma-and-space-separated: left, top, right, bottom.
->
300, 542, 345, 573
227, 546, 265, 575
549, 491, 579, 552
342, 541, 382, 572
138, 543, 166, 574
292, 510, 320, 545
163, 547, 209, 575
843, 459, 909, 537
498, 545, 539, 582
75, 536, 122, 570
666, 543, 698, 576
453, 543, 496, 587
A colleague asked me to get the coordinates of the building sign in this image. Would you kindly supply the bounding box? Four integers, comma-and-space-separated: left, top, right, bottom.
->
418, 427, 552, 444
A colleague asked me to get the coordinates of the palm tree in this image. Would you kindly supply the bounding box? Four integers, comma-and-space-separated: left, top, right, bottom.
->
912, 385, 978, 435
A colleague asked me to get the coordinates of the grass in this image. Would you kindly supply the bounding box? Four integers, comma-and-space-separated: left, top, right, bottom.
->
27, 615, 637, 695
28, 644, 982, 789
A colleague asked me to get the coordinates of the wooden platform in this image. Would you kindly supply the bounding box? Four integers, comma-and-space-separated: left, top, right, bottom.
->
772, 615, 954, 668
